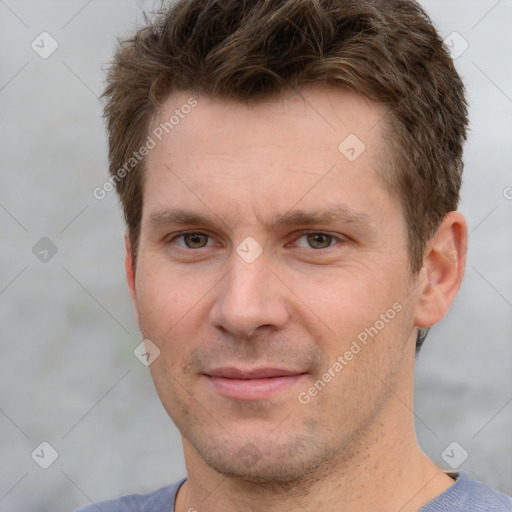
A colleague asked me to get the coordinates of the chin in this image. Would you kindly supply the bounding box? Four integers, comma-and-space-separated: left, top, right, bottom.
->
190, 430, 334, 484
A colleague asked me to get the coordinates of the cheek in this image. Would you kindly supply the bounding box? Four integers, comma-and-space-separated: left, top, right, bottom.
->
135, 262, 194, 344
290, 263, 401, 349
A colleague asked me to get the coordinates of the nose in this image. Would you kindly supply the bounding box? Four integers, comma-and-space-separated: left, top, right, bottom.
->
209, 250, 290, 338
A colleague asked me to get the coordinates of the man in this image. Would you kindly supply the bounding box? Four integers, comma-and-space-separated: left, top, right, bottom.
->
77, 0, 512, 510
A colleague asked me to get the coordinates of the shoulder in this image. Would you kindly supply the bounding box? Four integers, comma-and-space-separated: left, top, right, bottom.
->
421, 473, 512, 512
73, 478, 186, 512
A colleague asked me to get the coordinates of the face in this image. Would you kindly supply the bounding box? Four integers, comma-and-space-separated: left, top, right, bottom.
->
129, 87, 423, 482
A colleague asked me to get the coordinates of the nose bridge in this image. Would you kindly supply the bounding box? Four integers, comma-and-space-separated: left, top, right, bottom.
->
211, 249, 289, 336
230, 253, 268, 302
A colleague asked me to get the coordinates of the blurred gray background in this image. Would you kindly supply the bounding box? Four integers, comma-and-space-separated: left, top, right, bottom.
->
0, 1, 511, 511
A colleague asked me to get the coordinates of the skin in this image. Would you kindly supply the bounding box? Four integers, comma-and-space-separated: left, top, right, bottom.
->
125, 86, 467, 512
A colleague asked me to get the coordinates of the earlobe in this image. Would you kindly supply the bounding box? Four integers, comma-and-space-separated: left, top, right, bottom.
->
413, 211, 467, 329
124, 232, 140, 328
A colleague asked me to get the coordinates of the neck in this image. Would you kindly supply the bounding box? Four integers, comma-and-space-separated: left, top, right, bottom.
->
175, 364, 454, 512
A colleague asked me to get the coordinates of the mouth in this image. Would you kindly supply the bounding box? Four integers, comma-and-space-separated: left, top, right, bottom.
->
203, 367, 308, 400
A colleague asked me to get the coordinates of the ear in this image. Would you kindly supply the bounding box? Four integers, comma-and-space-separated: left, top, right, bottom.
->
125, 232, 140, 328
413, 211, 467, 329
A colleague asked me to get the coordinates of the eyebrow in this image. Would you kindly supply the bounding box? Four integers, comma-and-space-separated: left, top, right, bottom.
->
147, 205, 374, 234
264, 205, 372, 232
149, 209, 215, 227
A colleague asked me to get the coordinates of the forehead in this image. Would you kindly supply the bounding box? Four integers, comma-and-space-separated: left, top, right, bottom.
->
150, 86, 386, 153
143, 86, 397, 227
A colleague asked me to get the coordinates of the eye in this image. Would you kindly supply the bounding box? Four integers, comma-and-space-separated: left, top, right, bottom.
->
174, 232, 212, 249
294, 232, 340, 249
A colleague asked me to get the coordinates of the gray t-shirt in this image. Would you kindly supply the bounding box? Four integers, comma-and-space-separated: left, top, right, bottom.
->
75, 472, 512, 511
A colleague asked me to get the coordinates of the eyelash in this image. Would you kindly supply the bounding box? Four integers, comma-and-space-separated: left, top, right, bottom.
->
168, 231, 345, 250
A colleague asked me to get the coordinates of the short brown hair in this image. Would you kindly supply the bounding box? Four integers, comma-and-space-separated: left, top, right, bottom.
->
103, 0, 468, 274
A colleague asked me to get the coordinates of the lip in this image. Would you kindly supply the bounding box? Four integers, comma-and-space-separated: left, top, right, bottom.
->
204, 367, 308, 400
